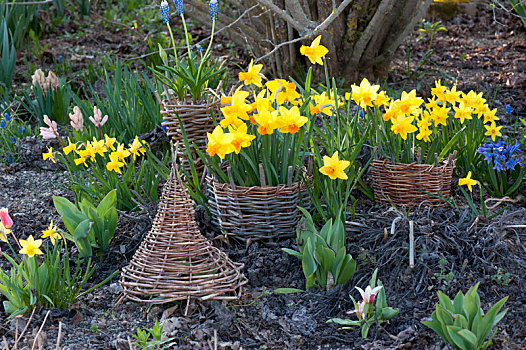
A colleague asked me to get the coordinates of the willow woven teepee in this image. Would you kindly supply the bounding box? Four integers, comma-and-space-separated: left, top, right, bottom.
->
119, 166, 247, 303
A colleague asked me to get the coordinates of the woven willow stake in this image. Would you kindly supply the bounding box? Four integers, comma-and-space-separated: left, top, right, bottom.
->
409, 220, 415, 269
119, 165, 247, 303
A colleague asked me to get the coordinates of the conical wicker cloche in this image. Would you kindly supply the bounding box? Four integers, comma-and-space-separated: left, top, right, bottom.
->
119, 166, 247, 303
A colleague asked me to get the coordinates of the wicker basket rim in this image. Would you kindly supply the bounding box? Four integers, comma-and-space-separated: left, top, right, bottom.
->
161, 95, 220, 109
372, 158, 456, 171
209, 176, 309, 192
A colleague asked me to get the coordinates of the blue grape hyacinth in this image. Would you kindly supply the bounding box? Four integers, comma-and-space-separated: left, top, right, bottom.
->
209, 0, 218, 21
160, 0, 170, 23
476, 140, 523, 172
174, 0, 184, 16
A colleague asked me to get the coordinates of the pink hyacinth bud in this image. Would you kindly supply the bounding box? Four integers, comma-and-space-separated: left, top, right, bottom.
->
89, 106, 109, 127
47, 71, 59, 92
69, 106, 84, 131
40, 115, 60, 140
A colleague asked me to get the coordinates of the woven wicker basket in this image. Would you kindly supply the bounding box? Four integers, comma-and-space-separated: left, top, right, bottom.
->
160, 93, 220, 177
205, 171, 311, 241
370, 154, 456, 208
119, 166, 247, 303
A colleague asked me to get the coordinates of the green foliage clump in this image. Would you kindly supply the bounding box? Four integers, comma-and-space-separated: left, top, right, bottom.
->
283, 208, 356, 290
422, 283, 508, 350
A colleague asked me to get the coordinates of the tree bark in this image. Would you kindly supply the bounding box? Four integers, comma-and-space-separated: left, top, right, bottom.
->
184, 0, 433, 83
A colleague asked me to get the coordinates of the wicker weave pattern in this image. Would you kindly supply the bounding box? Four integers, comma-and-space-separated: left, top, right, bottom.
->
119, 167, 247, 303
160, 97, 220, 176
370, 158, 456, 208
206, 177, 311, 241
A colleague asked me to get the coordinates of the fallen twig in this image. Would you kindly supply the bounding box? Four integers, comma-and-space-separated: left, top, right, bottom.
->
31, 310, 50, 350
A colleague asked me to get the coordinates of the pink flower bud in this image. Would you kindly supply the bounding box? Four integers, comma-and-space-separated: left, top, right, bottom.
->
89, 106, 109, 127
69, 106, 84, 131
0, 208, 13, 229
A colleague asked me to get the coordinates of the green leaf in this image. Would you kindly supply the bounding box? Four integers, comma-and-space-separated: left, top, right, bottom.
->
462, 292, 478, 326
453, 290, 464, 314
53, 196, 86, 234
438, 292, 454, 312
282, 248, 303, 260
458, 329, 478, 346
480, 296, 508, 341
73, 219, 93, 258
334, 254, 355, 286
446, 325, 469, 350
96, 189, 116, 216
326, 318, 360, 327
274, 288, 304, 294
436, 304, 454, 326
380, 307, 399, 320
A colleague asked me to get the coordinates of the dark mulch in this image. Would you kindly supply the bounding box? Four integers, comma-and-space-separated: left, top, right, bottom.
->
1, 2, 525, 350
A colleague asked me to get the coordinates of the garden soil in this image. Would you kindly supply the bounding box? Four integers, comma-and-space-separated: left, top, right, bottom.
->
1, 3, 525, 350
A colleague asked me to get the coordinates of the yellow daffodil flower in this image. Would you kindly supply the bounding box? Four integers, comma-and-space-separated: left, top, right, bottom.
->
129, 137, 146, 159
397, 90, 424, 116
431, 80, 447, 102
461, 90, 483, 109
484, 122, 502, 142
453, 102, 473, 124
373, 91, 390, 107
104, 134, 117, 151
310, 92, 335, 116
106, 153, 125, 174
42, 220, 61, 245
79, 142, 97, 160
206, 126, 235, 158
444, 85, 462, 105
416, 126, 432, 142
300, 35, 329, 65
459, 171, 477, 192
350, 78, 379, 109
425, 97, 441, 110
266, 79, 300, 105
277, 106, 308, 134
0, 222, 10, 243
74, 156, 88, 167
482, 108, 499, 124
221, 95, 232, 106
382, 102, 400, 121
239, 59, 264, 87
253, 110, 278, 135
19, 235, 43, 257
430, 106, 450, 127
319, 151, 350, 180
220, 88, 252, 128
391, 115, 418, 140
228, 123, 256, 154
91, 137, 108, 157
63, 138, 77, 155
42, 147, 56, 163
113, 143, 131, 162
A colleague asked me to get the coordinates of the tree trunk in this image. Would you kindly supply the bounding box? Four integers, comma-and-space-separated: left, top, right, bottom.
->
185, 0, 432, 83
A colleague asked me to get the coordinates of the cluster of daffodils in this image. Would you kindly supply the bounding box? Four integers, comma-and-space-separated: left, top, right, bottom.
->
206, 82, 308, 159
350, 78, 502, 142
43, 135, 147, 174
